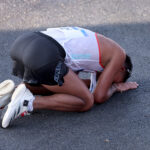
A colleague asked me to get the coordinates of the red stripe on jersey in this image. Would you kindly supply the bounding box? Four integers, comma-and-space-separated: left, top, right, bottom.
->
95, 33, 104, 69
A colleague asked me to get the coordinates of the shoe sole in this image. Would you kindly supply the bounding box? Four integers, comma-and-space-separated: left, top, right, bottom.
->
0, 80, 15, 108
1, 84, 27, 128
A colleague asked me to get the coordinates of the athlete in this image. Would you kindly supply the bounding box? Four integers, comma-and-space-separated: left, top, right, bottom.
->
0, 27, 138, 128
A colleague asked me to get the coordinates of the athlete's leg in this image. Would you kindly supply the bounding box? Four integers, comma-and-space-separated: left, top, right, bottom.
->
81, 79, 91, 88
25, 84, 53, 95
27, 69, 94, 112
25, 79, 91, 95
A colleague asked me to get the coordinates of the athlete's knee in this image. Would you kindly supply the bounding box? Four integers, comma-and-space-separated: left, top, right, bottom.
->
80, 93, 94, 112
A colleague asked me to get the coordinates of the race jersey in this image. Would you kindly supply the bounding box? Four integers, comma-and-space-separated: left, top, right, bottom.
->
41, 27, 104, 73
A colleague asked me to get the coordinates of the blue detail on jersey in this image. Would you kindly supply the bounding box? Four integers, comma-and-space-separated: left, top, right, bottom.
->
80, 29, 88, 36
60, 27, 71, 30
72, 27, 78, 30
71, 54, 91, 59
72, 27, 88, 36
60, 27, 89, 37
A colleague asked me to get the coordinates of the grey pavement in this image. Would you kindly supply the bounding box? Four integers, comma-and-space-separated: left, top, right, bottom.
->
0, 0, 150, 150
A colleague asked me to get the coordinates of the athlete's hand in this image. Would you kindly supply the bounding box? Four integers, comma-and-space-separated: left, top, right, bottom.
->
114, 82, 139, 92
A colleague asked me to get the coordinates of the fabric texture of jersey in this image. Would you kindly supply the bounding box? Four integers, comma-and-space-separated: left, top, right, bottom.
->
41, 27, 104, 73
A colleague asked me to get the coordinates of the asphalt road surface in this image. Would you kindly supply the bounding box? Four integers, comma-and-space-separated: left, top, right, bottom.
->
0, 0, 150, 150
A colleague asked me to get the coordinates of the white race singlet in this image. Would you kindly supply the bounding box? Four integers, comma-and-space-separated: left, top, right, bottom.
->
41, 27, 104, 73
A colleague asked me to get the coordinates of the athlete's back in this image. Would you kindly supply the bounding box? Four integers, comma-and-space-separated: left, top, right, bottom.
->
41, 27, 104, 72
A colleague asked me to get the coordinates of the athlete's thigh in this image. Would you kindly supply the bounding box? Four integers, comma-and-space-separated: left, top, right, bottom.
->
42, 69, 93, 102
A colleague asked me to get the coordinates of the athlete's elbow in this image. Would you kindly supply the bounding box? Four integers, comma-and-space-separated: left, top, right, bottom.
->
93, 93, 107, 104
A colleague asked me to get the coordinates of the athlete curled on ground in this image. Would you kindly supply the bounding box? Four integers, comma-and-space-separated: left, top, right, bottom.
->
0, 27, 138, 128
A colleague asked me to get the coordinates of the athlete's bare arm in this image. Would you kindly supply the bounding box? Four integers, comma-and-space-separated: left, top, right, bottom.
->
93, 34, 138, 103
94, 51, 125, 103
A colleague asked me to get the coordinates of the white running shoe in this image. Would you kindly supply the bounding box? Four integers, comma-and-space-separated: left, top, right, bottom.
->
2, 84, 34, 128
0, 80, 15, 109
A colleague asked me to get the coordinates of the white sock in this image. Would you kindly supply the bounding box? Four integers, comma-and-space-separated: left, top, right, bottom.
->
27, 96, 35, 112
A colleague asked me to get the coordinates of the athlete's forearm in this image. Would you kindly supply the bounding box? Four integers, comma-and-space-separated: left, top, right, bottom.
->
106, 84, 117, 99
94, 84, 117, 103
